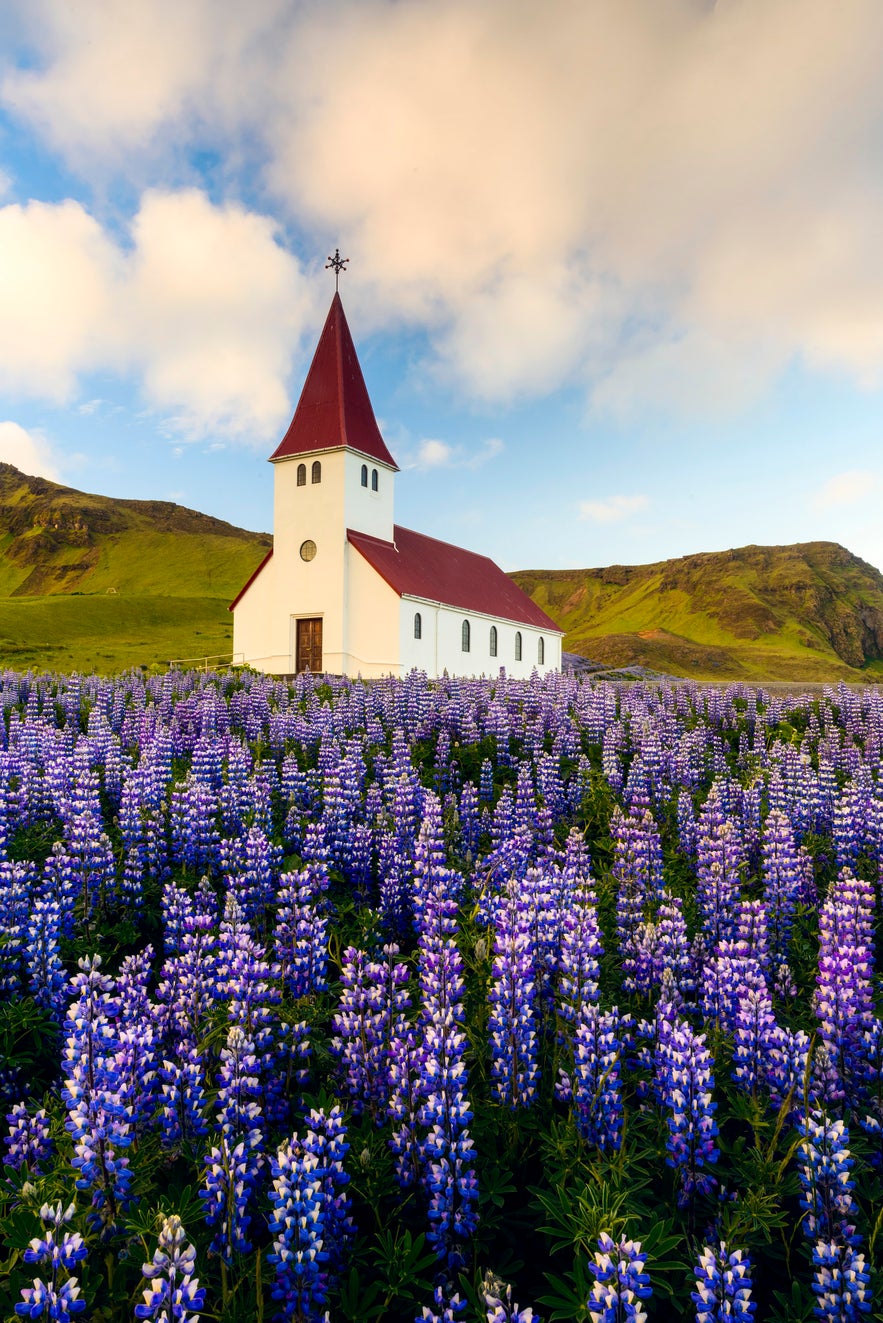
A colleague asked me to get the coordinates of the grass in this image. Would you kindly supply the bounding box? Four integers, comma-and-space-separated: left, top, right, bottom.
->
0, 595, 234, 674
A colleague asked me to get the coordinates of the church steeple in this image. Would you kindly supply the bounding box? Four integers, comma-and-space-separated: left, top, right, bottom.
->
270, 293, 399, 470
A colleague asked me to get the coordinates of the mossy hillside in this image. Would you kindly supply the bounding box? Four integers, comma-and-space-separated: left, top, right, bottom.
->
0, 463, 270, 597
0, 595, 233, 673
514, 541, 883, 681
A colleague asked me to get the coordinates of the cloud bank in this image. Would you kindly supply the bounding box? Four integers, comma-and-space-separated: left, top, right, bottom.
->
5, 0, 883, 423
0, 189, 314, 439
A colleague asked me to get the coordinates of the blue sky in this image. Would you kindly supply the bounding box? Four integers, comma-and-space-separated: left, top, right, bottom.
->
2, 0, 883, 573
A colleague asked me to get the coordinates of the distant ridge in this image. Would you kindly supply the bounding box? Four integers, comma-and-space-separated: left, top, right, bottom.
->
513, 541, 883, 682
1, 462, 880, 682
0, 463, 270, 598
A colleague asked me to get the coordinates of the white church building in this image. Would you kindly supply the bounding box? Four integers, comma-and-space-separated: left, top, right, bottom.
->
230, 290, 563, 678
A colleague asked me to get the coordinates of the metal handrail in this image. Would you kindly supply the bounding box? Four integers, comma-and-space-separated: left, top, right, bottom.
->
167, 652, 245, 672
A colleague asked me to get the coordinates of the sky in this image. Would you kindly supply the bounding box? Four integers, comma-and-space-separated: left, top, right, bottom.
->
2, 0, 883, 574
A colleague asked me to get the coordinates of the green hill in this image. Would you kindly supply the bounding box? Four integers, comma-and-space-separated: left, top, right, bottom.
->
513, 541, 883, 682
0, 464, 270, 672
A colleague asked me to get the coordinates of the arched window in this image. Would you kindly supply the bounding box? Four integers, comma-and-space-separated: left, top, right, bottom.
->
489, 625, 497, 657
371, 468, 378, 492
414, 612, 422, 640
296, 463, 306, 487
515, 631, 522, 661
311, 460, 322, 484
538, 636, 545, 665
361, 464, 368, 487
461, 619, 471, 653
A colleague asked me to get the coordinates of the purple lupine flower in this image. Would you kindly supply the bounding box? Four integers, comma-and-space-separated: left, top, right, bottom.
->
216, 1025, 263, 1140
558, 880, 602, 1022
388, 1027, 426, 1189
483, 1275, 539, 1323
418, 1286, 467, 1322
23, 895, 67, 1017
60, 956, 133, 1230
267, 1137, 327, 1321
300, 1105, 353, 1278
417, 875, 478, 1267
796, 1112, 860, 1245
732, 984, 777, 1098
660, 1018, 719, 1206
696, 787, 743, 946
587, 1232, 652, 1323
691, 1243, 755, 1322
761, 809, 803, 963
135, 1215, 205, 1323
811, 1239, 872, 1321
815, 876, 875, 1101
572, 1003, 625, 1152
489, 886, 539, 1109
274, 866, 328, 998
200, 1130, 262, 1264
611, 805, 663, 987
5, 1103, 53, 1173
159, 1045, 208, 1149
16, 1201, 87, 1321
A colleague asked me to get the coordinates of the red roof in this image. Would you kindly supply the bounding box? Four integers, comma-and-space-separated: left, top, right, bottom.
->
348, 525, 562, 631
270, 293, 398, 469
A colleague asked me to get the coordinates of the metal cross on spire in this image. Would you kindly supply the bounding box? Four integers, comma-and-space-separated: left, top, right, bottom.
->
325, 247, 349, 291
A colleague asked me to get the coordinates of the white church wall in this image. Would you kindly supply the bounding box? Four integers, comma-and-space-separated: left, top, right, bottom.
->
399, 596, 562, 679
270, 450, 348, 672
231, 556, 290, 673
344, 546, 401, 677
343, 452, 395, 542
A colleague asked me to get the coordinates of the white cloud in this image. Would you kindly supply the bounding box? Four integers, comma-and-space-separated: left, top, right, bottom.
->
408, 436, 504, 471
812, 469, 881, 510
7, 0, 883, 416
579, 494, 650, 523
0, 421, 62, 480
415, 439, 453, 469
0, 188, 315, 440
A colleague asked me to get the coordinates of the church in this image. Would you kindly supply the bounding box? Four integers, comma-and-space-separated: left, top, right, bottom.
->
230, 284, 563, 679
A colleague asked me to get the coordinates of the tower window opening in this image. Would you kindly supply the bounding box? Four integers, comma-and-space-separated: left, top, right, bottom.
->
296, 463, 306, 486
371, 468, 378, 491
311, 460, 322, 484
361, 464, 368, 487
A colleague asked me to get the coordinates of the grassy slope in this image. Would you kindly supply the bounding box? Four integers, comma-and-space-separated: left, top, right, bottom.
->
513, 541, 883, 681
0, 464, 269, 673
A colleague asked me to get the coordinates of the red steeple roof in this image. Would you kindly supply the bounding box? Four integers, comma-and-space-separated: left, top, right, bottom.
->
270, 293, 398, 469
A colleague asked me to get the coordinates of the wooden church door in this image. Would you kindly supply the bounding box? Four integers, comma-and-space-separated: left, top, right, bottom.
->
295, 618, 323, 673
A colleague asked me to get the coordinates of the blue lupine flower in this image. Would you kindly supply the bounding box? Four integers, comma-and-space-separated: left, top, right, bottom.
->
489, 886, 539, 1109
16, 1201, 87, 1322
200, 1130, 262, 1264
691, 1243, 756, 1322
587, 1232, 652, 1323
811, 1239, 872, 1321
796, 1112, 859, 1244
659, 1018, 719, 1206
267, 1137, 327, 1321
572, 1004, 625, 1152
135, 1215, 205, 1323
5, 1103, 53, 1172
484, 1277, 539, 1323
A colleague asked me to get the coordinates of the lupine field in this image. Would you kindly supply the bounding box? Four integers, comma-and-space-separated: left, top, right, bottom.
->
0, 668, 880, 1323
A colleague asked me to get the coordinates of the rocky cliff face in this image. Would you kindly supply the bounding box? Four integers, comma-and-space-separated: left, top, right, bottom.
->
513, 541, 883, 679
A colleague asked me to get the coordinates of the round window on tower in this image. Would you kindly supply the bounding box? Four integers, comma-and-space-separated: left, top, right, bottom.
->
299, 539, 317, 562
